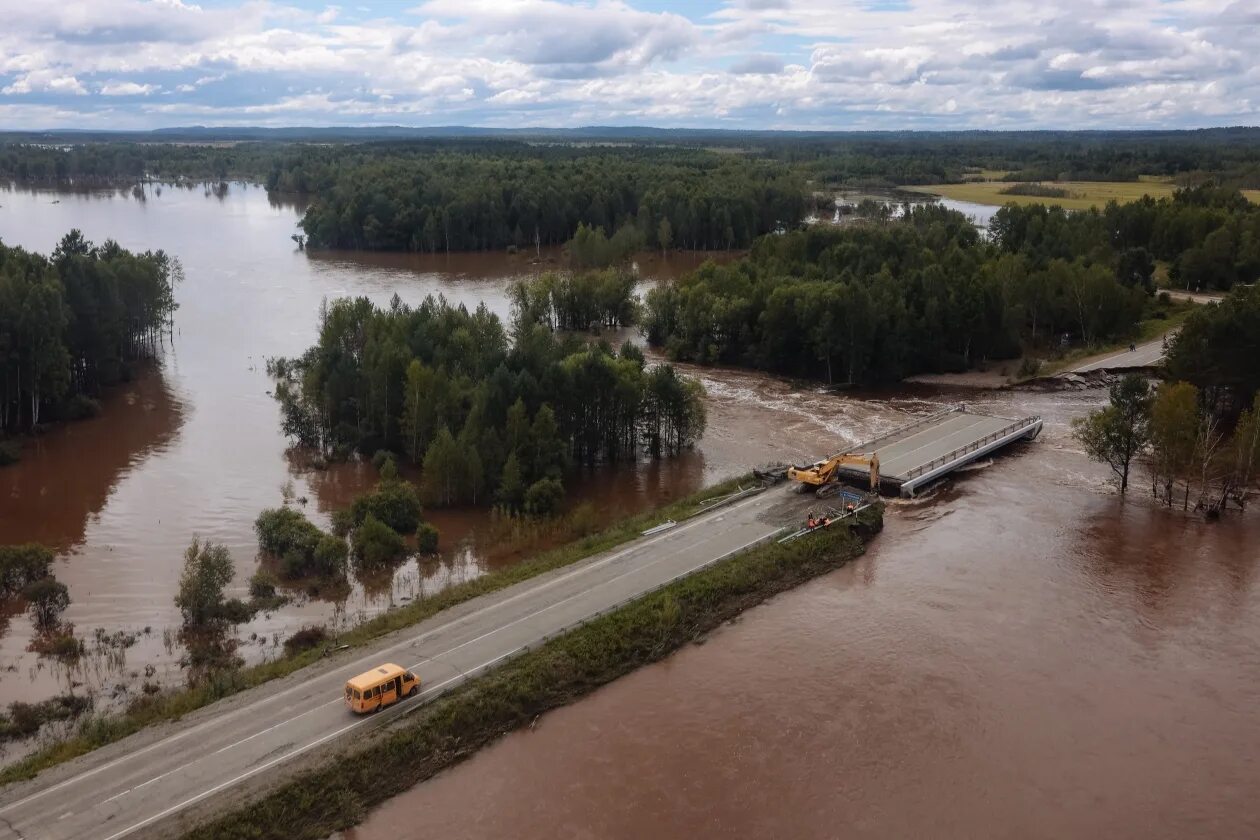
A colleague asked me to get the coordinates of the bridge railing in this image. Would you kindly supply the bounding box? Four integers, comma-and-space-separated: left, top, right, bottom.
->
900, 415, 1041, 481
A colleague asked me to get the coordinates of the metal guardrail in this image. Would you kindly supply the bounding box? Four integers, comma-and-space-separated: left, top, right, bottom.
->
900, 415, 1041, 481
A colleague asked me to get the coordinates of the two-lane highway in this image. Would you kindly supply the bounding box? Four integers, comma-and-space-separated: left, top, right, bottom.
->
0, 484, 794, 840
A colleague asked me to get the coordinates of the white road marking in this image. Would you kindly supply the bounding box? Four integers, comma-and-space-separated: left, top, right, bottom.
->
0, 490, 768, 818
95, 518, 772, 811
98, 525, 781, 840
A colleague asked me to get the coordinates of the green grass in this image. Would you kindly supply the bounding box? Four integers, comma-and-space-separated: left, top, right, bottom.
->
905, 179, 1183, 210
0, 474, 757, 787
182, 507, 882, 840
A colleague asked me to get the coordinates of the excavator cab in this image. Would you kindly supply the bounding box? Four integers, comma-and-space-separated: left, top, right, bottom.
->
788, 451, 880, 496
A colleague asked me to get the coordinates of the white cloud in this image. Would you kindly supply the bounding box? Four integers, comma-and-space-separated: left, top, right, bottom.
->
0, 0, 1253, 129
2, 70, 88, 95
99, 81, 160, 95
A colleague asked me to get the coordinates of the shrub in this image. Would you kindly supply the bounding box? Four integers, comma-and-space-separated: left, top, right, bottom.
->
0, 544, 54, 597
352, 514, 406, 568
349, 481, 422, 535
1017, 357, 1042, 378
175, 538, 238, 630
416, 523, 440, 554
255, 508, 329, 579
371, 450, 394, 472
331, 509, 354, 538
21, 577, 70, 631
1000, 182, 1071, 198
313, 536, 349, 578
255, 508, 321, 557
523, 477, 565, 517
63, 394, 102, 421
218, 598, 256, 625
283, 626, 328, 656
0, 695, 93, 742
0, 440, 18, 466
248, 569, 278, 599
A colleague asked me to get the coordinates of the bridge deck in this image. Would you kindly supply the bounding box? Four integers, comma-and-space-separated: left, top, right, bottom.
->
836, 406, 1041, 495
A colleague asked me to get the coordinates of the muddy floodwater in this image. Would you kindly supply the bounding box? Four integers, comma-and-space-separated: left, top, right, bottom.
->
4, 183, 1259, 838
0, 182, 736, 716
349, 386, 1260, 840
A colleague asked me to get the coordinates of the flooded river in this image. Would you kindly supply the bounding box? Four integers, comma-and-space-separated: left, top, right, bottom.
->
348, 385, 1260, 839
4, 183, 1259, 837
0, 182, 730, 713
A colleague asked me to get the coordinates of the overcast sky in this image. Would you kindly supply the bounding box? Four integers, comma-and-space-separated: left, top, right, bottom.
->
0, 0, 1256, 131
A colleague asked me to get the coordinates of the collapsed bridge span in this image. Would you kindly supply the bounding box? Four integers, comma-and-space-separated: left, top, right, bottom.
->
821, 405, 1042, 497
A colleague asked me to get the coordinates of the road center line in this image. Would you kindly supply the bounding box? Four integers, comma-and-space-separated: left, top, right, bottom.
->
0, 489, 767, 818
99, 524, 779, 840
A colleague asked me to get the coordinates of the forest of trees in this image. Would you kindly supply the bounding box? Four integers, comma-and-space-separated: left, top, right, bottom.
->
990, 183, 1260, 292
285, 144, 807, 253
0, 232, 178, 442
643, 185, 1260, 386
269, 293, 706, 512
6, 131, 1260, 256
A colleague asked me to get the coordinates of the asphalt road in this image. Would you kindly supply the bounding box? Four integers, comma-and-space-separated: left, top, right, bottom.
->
1071, 335, 1169, 373
0, 486, 796, 840
862, 412, 1015, 480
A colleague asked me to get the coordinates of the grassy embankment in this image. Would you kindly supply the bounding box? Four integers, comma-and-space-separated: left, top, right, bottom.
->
0, 474, 757, 786
181, 507, 882, 840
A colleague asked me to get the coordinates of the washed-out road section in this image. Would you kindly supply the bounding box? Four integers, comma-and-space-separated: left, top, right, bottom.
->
0, 485, 798, 840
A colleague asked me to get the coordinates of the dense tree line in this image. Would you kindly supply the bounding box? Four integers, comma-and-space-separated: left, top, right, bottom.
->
270, 294, 705, 511
284, 144, 806, 253
644, 204, 1136, 384
0, 232, 178, 435
0, 142, 285, 185
991, 184, 1260, 291
9, 128, 1260, 191
645, 186, 1260, 386
1166, 284, 1260, 421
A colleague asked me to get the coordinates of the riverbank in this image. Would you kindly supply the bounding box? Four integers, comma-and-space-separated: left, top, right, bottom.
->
177, 506, 881, 840
0, 474, 756, 785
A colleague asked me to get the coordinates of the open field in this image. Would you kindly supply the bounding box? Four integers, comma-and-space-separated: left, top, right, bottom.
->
906, 179, 1177, 209
907, 180, 1260, 210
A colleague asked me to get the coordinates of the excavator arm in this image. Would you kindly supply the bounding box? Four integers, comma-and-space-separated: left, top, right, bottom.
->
788, 451, 881, 494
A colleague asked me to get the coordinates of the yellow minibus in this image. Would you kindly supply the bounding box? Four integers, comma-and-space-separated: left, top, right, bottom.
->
345, 663, 420, 714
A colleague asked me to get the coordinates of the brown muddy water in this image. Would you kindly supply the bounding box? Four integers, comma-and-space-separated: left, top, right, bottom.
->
0, 182, 733, 722
348, 387, 1260, 840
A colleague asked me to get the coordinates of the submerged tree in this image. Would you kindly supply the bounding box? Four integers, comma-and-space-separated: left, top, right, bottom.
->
1073, 375, 1152, 493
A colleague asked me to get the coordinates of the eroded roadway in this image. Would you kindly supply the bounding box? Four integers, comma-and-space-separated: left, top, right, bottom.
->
0, 485, 796, 840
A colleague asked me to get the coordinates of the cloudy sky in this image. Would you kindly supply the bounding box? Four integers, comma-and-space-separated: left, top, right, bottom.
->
0, 0, 1256, 130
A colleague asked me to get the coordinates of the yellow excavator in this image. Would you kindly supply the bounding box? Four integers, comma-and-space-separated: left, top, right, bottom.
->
788, 451, 881, 496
